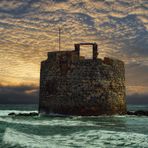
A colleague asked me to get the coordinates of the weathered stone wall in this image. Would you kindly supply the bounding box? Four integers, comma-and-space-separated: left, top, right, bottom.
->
39, 50, 126, 115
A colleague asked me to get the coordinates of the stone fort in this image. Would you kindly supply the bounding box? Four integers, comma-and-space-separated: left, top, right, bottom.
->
39, 43, 126, 115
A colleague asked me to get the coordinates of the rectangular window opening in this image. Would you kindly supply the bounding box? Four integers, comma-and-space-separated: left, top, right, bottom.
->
79, 45, 93, 59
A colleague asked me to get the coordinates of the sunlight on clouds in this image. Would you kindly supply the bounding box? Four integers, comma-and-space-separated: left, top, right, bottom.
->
127, 86, 148, 95
0, 0, 23, 10
0, 0, 148, 95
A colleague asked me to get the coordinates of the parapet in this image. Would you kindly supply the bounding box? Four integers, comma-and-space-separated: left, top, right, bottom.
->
46, 42, 98, 63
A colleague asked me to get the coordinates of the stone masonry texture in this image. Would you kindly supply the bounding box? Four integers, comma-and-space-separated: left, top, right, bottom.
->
39, 43, 126, 115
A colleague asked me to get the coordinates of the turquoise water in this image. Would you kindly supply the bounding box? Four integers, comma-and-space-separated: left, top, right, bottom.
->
0, 104, 148, 148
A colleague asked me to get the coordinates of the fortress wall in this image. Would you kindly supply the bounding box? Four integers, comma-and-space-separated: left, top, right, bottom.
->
39, 51, 126, 115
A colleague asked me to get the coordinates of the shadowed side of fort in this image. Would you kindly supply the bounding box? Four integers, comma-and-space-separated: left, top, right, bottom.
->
39, 43, 126, 116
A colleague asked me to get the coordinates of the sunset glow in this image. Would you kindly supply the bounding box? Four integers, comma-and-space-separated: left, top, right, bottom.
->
0, 0, 148, 103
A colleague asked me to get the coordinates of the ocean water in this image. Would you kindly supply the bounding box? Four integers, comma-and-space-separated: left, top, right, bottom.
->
0, 104, 147, 148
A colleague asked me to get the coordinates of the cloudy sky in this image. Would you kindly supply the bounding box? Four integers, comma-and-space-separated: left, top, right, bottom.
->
0, 0, 148, 104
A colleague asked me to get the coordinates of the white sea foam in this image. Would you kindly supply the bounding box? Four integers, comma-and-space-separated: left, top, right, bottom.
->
0, 107, 148, 147
0, 116, 97, 127
0, 110, 36, 116
2, 128, 148, 148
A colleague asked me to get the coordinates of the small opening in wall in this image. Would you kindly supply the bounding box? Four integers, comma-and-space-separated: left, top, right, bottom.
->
80, 45, 93, 59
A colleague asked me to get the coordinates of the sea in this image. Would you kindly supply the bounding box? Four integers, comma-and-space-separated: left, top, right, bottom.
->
0, 104, 148, 148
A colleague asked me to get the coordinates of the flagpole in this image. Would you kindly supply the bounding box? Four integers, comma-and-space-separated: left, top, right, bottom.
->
59, 28, 61, 51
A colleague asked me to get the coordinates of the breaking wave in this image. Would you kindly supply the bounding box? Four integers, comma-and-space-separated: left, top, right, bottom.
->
2, 128, 148, 148
0, 104, 148, 147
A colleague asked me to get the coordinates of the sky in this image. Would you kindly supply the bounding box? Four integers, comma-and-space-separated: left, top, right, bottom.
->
0, 0, 148, 104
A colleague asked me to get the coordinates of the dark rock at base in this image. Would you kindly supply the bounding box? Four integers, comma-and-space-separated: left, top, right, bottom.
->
127, 110, 148, 116
8, 112, 38, 116
127, 111, 135, 115
8, 112, 15, 116
135, 110, 148, 116
8, 110, 148, 117
17, 112, 39, 116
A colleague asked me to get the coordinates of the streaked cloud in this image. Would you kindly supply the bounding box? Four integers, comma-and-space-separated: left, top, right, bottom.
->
0, 84, 38, 104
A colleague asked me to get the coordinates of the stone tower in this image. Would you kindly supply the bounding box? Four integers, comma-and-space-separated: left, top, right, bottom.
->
39, 43, 126, 115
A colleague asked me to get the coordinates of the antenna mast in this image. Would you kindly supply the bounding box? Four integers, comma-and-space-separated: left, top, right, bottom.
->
59, 27, 61, 51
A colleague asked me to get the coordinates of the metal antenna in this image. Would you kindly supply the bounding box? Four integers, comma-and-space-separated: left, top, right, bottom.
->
59, 27, 61, 51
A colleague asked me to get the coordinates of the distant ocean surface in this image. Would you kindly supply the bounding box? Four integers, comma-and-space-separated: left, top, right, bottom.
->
0, 104, 148, 148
